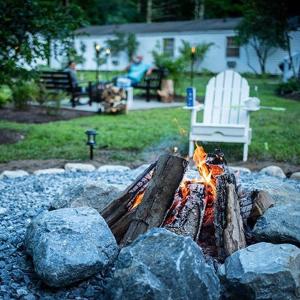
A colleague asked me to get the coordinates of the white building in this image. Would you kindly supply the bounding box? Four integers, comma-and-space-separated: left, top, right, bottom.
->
50, 18, 300, 75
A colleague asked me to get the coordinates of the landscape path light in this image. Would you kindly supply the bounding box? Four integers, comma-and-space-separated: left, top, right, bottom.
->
85, 129, 97, 160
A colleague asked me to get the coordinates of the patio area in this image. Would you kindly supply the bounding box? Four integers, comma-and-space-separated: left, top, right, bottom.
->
60, 97, 183, 112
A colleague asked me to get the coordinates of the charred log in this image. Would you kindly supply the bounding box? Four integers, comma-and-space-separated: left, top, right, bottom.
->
249, 190, 275, 225
164, 182, 206, 241
100, 163, 156, 232
120, 154, 188, 246
223, 183, 247, 257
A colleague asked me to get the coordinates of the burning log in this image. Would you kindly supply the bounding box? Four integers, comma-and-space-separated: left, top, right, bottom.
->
213, 174, 246, 260
100, 163, 156, 241
223, 183, 246, 257
100, 145, 252, 262
164, 182, 206, 241
120, 154, 188, 246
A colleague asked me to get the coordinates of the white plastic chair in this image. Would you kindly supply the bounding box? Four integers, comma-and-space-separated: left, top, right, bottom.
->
189, 70, 260, 161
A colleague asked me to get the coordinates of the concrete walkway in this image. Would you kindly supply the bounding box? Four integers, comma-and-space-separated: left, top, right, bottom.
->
61, 97, 183, 112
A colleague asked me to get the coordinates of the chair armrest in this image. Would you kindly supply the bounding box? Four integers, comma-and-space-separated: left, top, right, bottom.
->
183, 103, 204, 111
243, 97, 260, 111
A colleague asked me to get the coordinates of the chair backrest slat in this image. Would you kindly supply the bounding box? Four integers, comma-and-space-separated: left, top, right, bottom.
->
203, 70, 249, 125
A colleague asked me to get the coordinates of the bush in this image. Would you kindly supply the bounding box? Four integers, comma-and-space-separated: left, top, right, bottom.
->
12, 80, 39, 110
0, 85, 12, 108
36, 84, 65, 115
276, 79, 300, 96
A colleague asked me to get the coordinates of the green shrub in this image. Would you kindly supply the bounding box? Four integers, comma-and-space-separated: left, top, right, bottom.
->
12, 80, 39, 110
276, 79, 300, 96
36, 84, 65, 115
0, 85, 12, 108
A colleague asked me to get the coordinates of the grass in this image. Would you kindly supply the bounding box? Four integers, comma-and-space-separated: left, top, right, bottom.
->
0, 73, 299, 164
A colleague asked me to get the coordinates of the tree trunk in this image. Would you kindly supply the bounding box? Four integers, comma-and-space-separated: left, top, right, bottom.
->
194, 0, 205, 20
120, 154, 188, 246
146, 0, 152, 23
285, 32, 297, 79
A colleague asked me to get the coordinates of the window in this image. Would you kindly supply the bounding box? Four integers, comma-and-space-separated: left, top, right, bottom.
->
163, 38, 175, 57
226, 36, 240, 57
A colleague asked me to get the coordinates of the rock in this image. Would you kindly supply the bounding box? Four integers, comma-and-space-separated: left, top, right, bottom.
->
240, 174, 300, 205
0, 207, 8, 215
0, 170, 29, 180
64, 163, 96, 172
290, 172, 300, 181
229, 166, 251, 174
25, 207, 118, 287
253, 203, 300, 246
220, 242, 300, 299
107, 228, 220, 300
34, 168, 65, 175
98, 165, 130, 172
50, 182, 123, 212
259, 165, 286, 178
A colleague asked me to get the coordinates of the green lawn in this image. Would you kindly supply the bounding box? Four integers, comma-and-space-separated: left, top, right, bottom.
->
0, 73, 299, 164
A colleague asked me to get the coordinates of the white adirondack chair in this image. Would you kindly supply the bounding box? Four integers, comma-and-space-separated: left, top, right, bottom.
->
189, 70, 260, 161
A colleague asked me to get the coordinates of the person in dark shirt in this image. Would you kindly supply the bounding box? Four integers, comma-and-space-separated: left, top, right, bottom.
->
65, 61, 79, 88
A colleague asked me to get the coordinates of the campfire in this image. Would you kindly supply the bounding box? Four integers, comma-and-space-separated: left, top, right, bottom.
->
101, 145, 273, 261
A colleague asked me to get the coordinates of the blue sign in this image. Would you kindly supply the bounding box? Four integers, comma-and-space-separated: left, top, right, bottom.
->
186, 87, 196, 107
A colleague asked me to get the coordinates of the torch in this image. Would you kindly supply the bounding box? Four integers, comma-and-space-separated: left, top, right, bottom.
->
190, 47, 196, 87
95, 43, 101, 82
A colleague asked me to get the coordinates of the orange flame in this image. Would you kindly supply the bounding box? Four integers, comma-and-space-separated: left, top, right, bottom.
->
193, 145, 224, 200
129, 145, 223, 212
130, 191, 145, 210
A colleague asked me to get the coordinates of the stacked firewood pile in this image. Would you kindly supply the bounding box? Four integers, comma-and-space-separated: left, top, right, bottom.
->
101, 85, 127, 113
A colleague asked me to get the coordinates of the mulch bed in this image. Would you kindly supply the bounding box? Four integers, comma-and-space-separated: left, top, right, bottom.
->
0, 106, 95, 124
0, 129, 25, 144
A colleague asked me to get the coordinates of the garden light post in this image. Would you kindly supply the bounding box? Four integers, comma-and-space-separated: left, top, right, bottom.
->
85, 129, 97, 160
95, 43, 101, 82
190, 46, 196, 87
105, 48, 111, 81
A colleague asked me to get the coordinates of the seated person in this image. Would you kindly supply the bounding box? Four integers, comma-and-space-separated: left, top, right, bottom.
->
116, 55, 153, 87
64, 61, 87, 93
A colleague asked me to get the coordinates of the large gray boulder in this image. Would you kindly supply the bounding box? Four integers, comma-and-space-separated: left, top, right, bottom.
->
240, 174, 300, 205
253, 204, 300, 246
259, 166, 286, 178
220, 242, 300, 300
50, 182, 123, 212
25, 207, 118, 287
107, 228, 220, 300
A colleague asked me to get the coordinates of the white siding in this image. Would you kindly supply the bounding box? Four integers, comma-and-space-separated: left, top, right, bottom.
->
50, 29, 300, 75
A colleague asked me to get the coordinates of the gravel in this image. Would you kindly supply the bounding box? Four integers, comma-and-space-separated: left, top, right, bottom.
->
0, 169, 134, 299
0, 167, 299, 299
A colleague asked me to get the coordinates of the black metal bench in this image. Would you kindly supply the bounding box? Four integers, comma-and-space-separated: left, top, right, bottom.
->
39, 71, 91, 107
133, 68, 164, 102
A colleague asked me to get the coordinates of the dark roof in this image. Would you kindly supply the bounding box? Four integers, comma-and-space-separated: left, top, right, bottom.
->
76, 18, 242, 36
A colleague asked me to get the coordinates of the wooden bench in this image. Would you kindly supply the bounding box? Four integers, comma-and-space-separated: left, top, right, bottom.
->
39, 71, 91, 107
133, 68, 164, 102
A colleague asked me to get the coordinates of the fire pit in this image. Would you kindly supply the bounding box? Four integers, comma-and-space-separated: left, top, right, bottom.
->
101, 145, 271, 262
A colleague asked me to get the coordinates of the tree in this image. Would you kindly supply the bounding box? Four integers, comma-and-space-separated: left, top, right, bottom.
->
0, 0, 84, 84
106, 32, 139, 62
237, 0, 289, 74
178, 40, 213, 67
